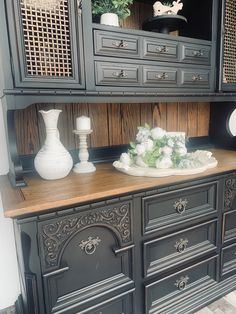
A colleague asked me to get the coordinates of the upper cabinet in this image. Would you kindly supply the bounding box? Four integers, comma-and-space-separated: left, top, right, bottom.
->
5, 0, 85, 89
219, 0, 236, 91
91, 0, 217, 93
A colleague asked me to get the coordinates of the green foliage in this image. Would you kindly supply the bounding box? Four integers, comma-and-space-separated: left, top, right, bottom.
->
91, 0, 133, 20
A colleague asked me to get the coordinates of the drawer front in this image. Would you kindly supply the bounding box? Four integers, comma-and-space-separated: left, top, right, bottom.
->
143, 38, 178, 62
144, 220, 217, 277
180, 68, 211, 88
223, 209, 236, 244
222, 243, 236, 279
94, 30, 140, 58
145, 256, 218, 314
143, 66, 178, 87
38, 202, 133, 313
181, 43, 211, 65
95, 62, 140, 86
142, 182, 217, 235
87, 291, 134, 314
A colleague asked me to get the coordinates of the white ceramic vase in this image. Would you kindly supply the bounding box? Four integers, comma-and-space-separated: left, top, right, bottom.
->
34, 109, 73, 180
100, 13, 119, 26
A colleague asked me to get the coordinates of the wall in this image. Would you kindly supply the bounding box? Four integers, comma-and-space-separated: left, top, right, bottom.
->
0, 101, 20, 309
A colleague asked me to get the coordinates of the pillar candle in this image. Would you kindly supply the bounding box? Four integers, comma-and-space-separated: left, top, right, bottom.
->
76, 116, 91, 131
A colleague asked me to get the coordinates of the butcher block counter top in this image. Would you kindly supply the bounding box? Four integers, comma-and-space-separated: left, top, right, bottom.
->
1, 148, 236, 218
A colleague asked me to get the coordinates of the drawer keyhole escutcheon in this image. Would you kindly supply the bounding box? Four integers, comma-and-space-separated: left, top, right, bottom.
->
156, 72, 168, 80
79, 236, 101, 255
174, 198, 188, 214
175, 238, 189, 253
193, 50, 204, 57
112, 40, 128, 48
156, 45, 169, 53
175, 275, 189, 291
192, 74, 203, 81
112, 70, 128, 78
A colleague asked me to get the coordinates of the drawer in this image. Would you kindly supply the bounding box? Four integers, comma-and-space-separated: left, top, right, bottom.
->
145, 256, 218, 314
181, 43, 211, 65
142, 182, 217, 235
144, 219, 217, 277
143, 38, 178, 62
38, 202, 134, 313
85, 291, 134, 314
94, 30, 140, 58
222, 243, 236, 279
180, 68, 211, 88
143, 66, 178, 87
223, 209, 236, 244
95, 61, 140, 86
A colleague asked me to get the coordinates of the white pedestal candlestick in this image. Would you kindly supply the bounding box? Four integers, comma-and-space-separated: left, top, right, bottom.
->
73, 129, 96, 173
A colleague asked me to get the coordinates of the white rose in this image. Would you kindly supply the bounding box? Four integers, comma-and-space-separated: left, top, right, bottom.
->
135, 156, 148, 168
167, 138, 174, 147
136, 128, 151, 143
144, 139, 154, 151
151, 127, 166, 140
176, 140, 186, 148
160, 146, 173, 156
156, 156, 173, 169
135, 143, 146, 156
175, 147, 187, 156
120, 153, 131, 166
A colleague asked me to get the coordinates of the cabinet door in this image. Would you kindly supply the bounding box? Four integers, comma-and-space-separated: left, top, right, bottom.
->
219, 0, 236, 91
7, 0, 84, 89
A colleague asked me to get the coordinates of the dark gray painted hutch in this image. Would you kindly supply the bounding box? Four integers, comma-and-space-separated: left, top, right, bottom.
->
1, 0, 236, 313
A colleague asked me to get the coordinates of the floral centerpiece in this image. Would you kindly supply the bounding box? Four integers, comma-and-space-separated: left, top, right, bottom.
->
113, 125, 218, 177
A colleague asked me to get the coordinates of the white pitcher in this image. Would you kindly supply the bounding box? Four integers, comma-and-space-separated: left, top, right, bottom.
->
34, 109, 73, 180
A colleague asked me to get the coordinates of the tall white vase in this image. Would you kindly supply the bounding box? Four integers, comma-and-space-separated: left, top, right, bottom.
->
34, 109, 73, 180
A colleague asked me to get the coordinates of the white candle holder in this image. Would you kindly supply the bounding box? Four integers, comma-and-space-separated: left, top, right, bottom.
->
73, 129, 96, 173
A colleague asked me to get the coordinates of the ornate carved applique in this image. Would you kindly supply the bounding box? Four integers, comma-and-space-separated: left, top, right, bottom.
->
41, 203, 131, 268
224, 177, 236, 210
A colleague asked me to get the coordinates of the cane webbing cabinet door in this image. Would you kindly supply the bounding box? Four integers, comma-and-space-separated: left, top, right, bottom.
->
219, 0, 236, 91
6, 0, 85, 89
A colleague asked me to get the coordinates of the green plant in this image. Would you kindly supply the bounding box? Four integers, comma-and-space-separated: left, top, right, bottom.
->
91, 0, 133, 20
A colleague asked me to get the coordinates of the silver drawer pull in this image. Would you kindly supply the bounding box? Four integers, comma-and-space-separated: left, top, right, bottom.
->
112, 40, 128, 48
175, 238, 189, 253
192, 74, 203, 81
112, 70, 128, 78
175, 275, 189, 291
156, 45, 169, 53
113, 244, 135, 255
156, 72, 168, 80
193, 50, 204, 57
174, 198, 188, 214
79, 236, 101, 255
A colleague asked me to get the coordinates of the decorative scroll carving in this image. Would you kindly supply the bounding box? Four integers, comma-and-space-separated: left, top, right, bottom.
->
224, 177, 236, 210
41, 203, 131, 268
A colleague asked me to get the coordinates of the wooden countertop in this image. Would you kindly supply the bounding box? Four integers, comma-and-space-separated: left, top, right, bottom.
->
1, 148, 236, 218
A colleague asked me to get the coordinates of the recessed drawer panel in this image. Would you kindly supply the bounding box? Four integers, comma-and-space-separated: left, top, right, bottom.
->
222, 243, 236, 279
86, 291, 134, 314
223, 209, 236, 244
180, 69, 211, 88
145, 256, 218, 314
143, 66, 177, 87
181, 43, 211, 65
144, 220, 217, 277
143, 38, 178, 62
95, 62, 140, 86
94, 30, 140, 58
142, 182, 217, 235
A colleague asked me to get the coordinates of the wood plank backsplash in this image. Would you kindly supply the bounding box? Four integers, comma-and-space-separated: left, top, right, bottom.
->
14, 102, 210, 155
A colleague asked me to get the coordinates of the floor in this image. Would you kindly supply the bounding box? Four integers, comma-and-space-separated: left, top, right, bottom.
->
195, 291, 236, 314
